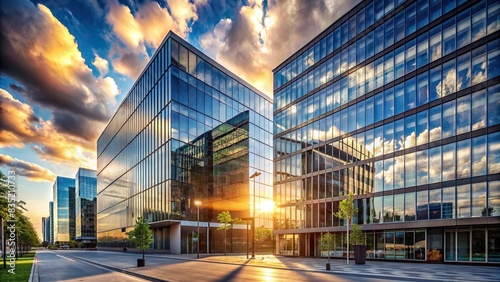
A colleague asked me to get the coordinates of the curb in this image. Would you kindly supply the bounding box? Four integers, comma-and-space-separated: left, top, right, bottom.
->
28, 252, 39, 282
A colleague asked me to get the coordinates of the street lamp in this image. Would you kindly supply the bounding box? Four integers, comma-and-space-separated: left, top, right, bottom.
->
249, 171, 261, 259
195, 200, 201, 258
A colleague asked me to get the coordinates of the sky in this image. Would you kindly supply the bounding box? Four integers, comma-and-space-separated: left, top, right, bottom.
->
0, 0, 358, 240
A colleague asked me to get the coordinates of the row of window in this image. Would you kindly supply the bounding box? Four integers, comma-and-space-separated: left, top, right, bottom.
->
275, 0, 468, 89
276, 34, 499, 134
275, 84, 499, 165
275, 131, 499, 194
275, 0, 499, 112
274, 180, 498, 230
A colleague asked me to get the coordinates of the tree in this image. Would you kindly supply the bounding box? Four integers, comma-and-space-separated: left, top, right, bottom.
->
217, 211, 236, 255
481, 206, 495, 217
69, 240, 78, 249
350, 224, 364, 246
335, 193, 358, 264
320, 233, 335, 266
78, 242, 85, 249
127, 217, 154, 261
255, 225, 273, 252
1, 171, 40, 255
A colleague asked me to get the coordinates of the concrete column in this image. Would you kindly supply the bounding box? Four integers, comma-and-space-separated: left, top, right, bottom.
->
206, 222, 210, 254
170, 223, 181, 254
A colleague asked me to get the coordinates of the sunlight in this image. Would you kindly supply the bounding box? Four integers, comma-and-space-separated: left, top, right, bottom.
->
259, 200, 275, 213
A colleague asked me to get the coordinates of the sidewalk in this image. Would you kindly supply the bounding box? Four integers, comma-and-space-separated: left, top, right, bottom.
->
144, 252, 500, 281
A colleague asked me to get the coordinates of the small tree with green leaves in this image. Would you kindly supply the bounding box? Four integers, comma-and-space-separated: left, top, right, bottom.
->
335, 193, 358, 264
217, 211, 236, 255
350, 224, 364, 246
128, 217, 154, 261
320, 233, 335, 266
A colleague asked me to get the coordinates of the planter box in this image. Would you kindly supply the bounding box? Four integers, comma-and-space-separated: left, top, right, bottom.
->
137, 258, 145, 267
353, 245, 366, 265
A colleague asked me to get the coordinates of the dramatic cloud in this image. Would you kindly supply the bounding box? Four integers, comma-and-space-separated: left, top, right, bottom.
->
0, 0, 119, 142
106, 0, 200, 79
199, 0, 360, 96
0, 89, 97, 169
93, 52, 109, 77
0, 154, 56, 183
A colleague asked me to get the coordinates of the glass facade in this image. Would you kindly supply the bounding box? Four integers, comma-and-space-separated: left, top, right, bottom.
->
52, 176, 75, 244
75, 168, 97, 243
273, 0, 500, 263
49, 201, 53, 244
97, 33, 273, 254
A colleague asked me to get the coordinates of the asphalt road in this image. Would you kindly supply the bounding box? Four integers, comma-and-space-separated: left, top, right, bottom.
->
36, 250, 398, 282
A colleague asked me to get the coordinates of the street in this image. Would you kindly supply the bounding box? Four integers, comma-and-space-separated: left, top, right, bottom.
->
36, 250, 395, 282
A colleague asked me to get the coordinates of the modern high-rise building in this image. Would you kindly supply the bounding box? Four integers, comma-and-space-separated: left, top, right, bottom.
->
44, 216, 50, 243
53, 176, 76, 244
97, 32, 273, 254
75, 168, 97, 246
273, 0, 500, 263
42, 217, 47, 243
49, 201, 54, 244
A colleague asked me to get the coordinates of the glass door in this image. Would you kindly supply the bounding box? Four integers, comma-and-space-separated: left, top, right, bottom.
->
445, 229, 456, 261
457, 229, 470, 261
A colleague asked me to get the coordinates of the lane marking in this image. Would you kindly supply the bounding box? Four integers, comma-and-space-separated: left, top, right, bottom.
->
56, 254, 75, 262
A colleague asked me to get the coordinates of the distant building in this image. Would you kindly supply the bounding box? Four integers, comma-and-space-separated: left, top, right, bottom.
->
42, 217, 46, 242
53, 176, 75, 245
273, 0, 500, 263
97, 32, 273, 254
49, 201, 53, 244
75, 168, 97, 246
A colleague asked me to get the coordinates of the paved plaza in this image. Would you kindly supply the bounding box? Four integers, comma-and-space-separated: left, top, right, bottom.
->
30, 250, 500, 282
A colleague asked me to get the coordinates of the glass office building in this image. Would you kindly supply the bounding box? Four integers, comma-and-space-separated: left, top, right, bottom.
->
75, 168, 97, 245
52, 176, 76, 245
273, 0, 500, 263
49, 201, 53, 244
97, 32, 273, 254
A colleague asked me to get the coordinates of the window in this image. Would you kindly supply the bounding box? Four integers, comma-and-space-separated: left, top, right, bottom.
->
488, 0, 500, 34
442, 186, 455, 219
429, 25, 442, 62
442, 143, 456, 181
405, 152, 416, 187
357, 8, 365, 35
374, 92, 384, 123
472, 1, 487, 42
488, 39, 500, 79
417, 0, 429, 29
457, 52, 471, 91
443, 17, 456, 56
395, 11, 405, 42
406, 40, 416, 74
394, 82, 404, 116
441, 59, 456, 97
442, 100, 456, 138
384, 88, 394, 119
457, 9, 471, 49
357, 37, 366, 64
471, 182, 486, 217
404, 114, 416, 149
395, 45, 405, 80
394, 119, 404, 151
375, 57, 384, 89
430, 0, 442, 22
375, 25, 384, 54
472, 45, 487, 85
366, 62, 375, 92
416, 110, 428, 146
472, 135, 487, 176
417, 190, 428, 220
385, 52, 394, 83
488, 181, 500, 217
385, 18, 394, 48
417, 149, 429, 185
366, 31, 375, 59
488, 132, 500, 174
430, 188, 443, 219
464, 90, 483, 132
429, 147, 442, 183
429, 105, 441, 142
488, 85, 500, 126
457, 184, 471, 218
417, 72, 428, 107
405, 77, 416, 111
456, 139, 471, 179
417, 33, 429, 69
456, 95, 471, 135
405, 192, 416, 221
406, 3, 416, 35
